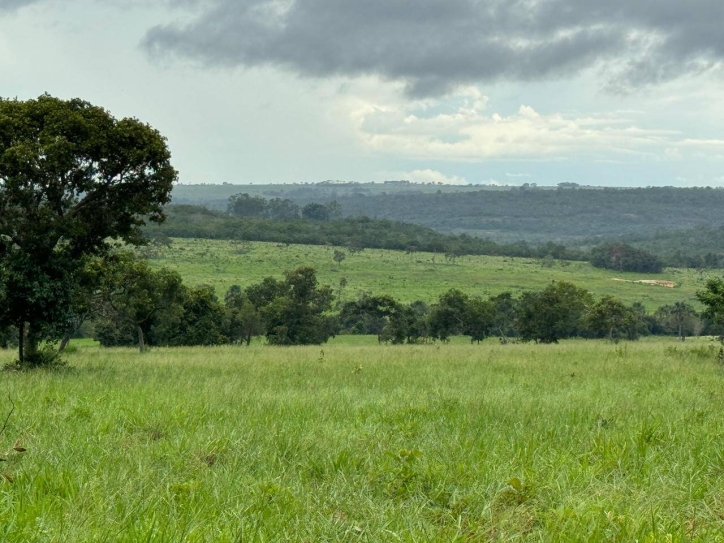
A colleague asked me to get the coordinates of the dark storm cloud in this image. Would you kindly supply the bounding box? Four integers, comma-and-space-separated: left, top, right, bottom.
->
143, 0, 724, 96
0, 0, 39, 11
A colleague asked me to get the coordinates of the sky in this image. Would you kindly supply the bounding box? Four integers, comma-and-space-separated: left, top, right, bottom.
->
1, 0, 723, 187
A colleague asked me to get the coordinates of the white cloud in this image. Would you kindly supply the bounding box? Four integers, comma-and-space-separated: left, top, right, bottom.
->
377, 169, 468, 185
341, 91, 724, 162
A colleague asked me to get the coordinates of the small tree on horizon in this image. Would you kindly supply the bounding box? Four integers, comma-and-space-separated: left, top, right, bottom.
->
333, 250, 346, 267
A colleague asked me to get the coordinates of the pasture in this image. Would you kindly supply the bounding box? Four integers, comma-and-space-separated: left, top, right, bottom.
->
145, 238, 708, 308
2, 339, 724, 541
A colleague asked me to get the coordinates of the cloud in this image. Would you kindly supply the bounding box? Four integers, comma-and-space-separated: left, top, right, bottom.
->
348, 94, 724, 161
143, 0, 724, 97
388, 169, 468, 185
0, 0, 38, 11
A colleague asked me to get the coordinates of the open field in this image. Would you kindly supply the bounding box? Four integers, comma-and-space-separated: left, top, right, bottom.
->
146, 238, 710, 309
2, 339, 724, 541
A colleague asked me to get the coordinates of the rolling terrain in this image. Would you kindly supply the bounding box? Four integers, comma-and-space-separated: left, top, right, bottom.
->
172, 184, 724, 245
144, 238, 708, 309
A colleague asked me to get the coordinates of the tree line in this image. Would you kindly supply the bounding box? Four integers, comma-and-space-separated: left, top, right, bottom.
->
173, 183, 724, 246
177, 185, 724, 270
226, 194, 665, 272
3, 253, 721, 357
1, 95, 722, 368
151, 200, 666, 273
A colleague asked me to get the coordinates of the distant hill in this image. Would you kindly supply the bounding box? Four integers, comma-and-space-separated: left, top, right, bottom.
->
172, 183, 724, 244
146, 205, 583, 261
615, 225, 724, 269
171, 181, 519, 210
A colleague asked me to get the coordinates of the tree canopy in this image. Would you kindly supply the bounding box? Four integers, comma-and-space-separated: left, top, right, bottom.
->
0, 94, 177, 365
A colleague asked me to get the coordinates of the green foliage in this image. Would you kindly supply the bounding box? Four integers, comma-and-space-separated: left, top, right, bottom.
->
601, 224, 724, 269
301, 202, 331, 221
95, 254, 185, 351
381, 302, 430, 344
3, 345, 66, 371
227, 193, 269, 218
516, 281, 593, 343
0, 247, 79, 357
489, 292, 518, 341
332, 249, 346, 266
590, 243, 663, 274
223, 286, 263, 346
0, 326, 16, 349
145, 238, 708, 310
697, 278, 724, 333
174, 183, 724, 245
146, 205, 584, 261
168, 285, 227, 347
428, 289, 469, 342
95, 255, 230, 350
586, 296, 637, 341
175, 184, 724, 269
254, 267, 335, 345
654, 302, 701, 341
0, 94, 176, 365
464, 297, 496, 343
339, 293, 399, 336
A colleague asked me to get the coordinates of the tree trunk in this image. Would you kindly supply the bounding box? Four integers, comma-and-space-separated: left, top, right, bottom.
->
24, 323, 39, 364
137, 325, 145, 353
58, 331, 72, 353
18, 322, 25, 364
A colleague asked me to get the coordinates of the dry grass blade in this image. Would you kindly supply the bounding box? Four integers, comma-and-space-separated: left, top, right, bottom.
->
12, 438, 25, 453
0, 395, 14, 439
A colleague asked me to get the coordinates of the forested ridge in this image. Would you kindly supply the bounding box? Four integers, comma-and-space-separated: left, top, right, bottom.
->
148, 203, 677, 273
302, 186, 724, 242
145, 204, 585, 261
173, 184, 724, 244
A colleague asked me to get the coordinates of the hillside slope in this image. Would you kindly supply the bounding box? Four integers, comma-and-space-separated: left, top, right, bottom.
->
144, 239, 706, 309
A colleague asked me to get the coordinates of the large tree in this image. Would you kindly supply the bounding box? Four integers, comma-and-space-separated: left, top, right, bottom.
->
516, 281, 592, 343
586, 296, 635, 342
95, 254, 185, 352
655, 302, 700, 341
697, 278, 724, 331
223, 285, 264, 346
428, 289, 469, 342
257, 267, 335, 345
0, 95, 177, 365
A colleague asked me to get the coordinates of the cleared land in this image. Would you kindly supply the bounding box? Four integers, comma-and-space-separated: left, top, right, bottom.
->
146, 238, 708, 308
2, 339, 723, 541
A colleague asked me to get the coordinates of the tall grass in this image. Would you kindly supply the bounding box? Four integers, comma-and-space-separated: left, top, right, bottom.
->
1, 340, 723, 541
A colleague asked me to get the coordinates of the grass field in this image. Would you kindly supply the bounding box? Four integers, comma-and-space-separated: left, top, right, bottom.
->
2, 339, 724, 541
146, 238, 710, 309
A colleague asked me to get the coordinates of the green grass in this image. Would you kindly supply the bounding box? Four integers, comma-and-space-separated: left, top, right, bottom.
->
146, 238, 710, 309
1, 339, 724, 541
